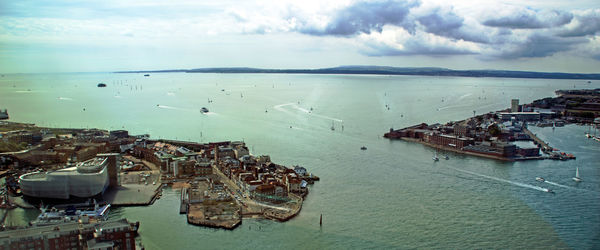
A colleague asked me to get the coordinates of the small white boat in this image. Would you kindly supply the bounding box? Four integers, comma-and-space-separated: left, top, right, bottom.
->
535, 177, 545, 182
573, 167, 582, 182
543, 188, 554, 194
432, 152, 439, 161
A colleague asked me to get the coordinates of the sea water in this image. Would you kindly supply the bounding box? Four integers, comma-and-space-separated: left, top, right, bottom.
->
1, 73, 599, 249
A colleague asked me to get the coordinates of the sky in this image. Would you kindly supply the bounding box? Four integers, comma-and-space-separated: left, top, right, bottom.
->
0, 0, 599, 73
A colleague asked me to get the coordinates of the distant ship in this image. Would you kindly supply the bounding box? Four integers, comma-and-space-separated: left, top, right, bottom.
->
144, 74, 150, 77
0, 109, 8, 120
360, 146, 367, 150
201, 107, 209, 113
97, 83, 107, 87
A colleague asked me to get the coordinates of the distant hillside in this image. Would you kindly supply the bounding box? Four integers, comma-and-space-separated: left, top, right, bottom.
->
116, 66, 600, 80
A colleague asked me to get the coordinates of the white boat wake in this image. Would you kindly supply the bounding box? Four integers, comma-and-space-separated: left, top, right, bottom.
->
457, 93, 472, 101
544, 181, 575, 190
57, 97, 73, 101
156, 105, 191, 111
447, 166, 549, 193
274, 103, 343, 122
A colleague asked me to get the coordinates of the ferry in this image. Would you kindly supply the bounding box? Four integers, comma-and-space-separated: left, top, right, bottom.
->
0, 109, 8, 120
32, 203, 111, 226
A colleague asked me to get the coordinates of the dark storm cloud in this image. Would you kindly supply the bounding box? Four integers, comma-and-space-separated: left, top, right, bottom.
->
495, 34, 585, 59
483, 9, 573, 29
557, 11, 600, 37
298, 0, 420, 36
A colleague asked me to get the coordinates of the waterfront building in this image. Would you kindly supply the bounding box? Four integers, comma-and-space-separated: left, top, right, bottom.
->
0, 218, 139, 250
511, 99, 519, 112
424, 132, 475, 149
294, 166, 307, 176
19, 156, 118, 199
497, 112, 541, 122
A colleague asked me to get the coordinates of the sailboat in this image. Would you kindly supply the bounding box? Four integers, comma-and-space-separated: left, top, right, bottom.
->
432, 150, 439, 161
585, 124, 591, 138
573, 167, 582, 182
330, 121, 335, 131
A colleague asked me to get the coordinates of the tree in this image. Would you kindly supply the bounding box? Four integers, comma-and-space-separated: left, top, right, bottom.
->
488, 123, 501, 136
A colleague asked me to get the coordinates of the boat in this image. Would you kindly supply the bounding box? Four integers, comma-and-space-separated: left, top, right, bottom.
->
331, 121, 335, 131
432, 151, 439, 161
97, 83, 106, 87
535, 177, 545, 182
543, 188, 554, 194
0, 109, 8, 120
573, 167, 582, 182
32, 202, 111, 226
360, 146, 367, 150
201, 107, 209, 113
144, 74, 150, 77
444, 155, 449, 160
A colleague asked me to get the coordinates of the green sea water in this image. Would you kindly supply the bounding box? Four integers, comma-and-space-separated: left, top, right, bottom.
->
1, 73, 599, 249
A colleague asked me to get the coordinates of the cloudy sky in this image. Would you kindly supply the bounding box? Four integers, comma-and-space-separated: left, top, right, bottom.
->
1, 0, 599, 73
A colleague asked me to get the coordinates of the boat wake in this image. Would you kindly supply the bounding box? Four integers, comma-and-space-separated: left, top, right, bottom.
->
156, 105, 192, 111
457, 93, 472, 101
447, 166, 549, 193
544, 181, 575, 190
57, 97, 73, 101
274, 103, 343, 122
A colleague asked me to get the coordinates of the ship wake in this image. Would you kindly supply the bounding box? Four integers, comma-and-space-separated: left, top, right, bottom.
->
447, 166, 549, 193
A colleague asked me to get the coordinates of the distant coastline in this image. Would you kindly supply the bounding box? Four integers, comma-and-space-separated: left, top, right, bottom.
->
115, 66, 600, 80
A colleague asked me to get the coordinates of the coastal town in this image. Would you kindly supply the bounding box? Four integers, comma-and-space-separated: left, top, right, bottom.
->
0, 121, 318, 248
385, 89, 600, 161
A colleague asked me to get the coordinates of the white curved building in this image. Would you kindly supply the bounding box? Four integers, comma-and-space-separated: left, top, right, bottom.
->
20, 157, 110, 199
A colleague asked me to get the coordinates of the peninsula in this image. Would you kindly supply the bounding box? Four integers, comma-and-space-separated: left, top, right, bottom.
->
1, 122, 318, 230
115, 66, 600, 80
384, 89, 600, 161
